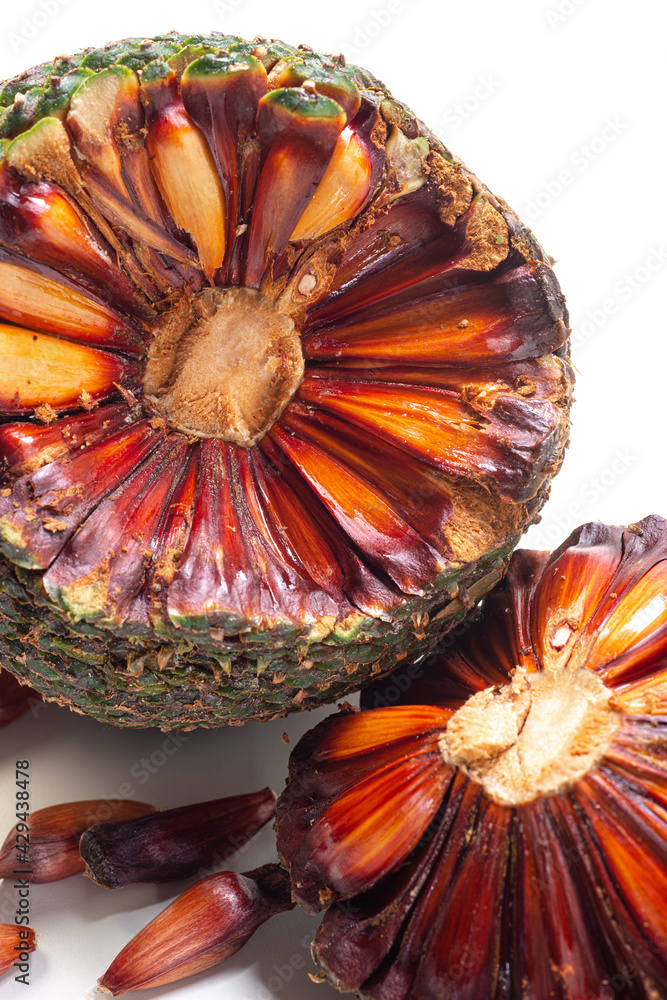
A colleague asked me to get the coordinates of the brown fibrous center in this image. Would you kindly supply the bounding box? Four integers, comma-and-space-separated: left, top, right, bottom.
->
143, 287, 304, 446
439, 666, 622, 806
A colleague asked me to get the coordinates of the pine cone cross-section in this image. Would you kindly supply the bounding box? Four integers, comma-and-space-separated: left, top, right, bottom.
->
0, 33, 572, 728
277, 515, 667, 1000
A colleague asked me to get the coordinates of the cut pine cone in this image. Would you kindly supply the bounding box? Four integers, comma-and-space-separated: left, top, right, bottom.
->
277, 515, 667, 1000
0, 33, 572, 729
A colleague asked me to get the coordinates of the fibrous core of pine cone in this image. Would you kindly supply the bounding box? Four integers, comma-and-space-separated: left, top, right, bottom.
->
277, 515, 667, 1000
0, 33, 572, 728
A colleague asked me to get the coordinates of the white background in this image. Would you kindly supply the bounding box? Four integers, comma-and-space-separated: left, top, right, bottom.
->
0, 0, 665, 996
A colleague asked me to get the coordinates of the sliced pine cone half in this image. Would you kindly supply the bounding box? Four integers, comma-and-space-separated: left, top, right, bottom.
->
0, 33, 572, 729
277, 515, 667, 1000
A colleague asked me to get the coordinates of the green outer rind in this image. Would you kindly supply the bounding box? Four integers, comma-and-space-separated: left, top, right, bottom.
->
0, 31, 560, 279
0, 32, 562, 279
260, 88, 345, 119
0, 32, 395, 143
0, 34, 573, 729
0, 539, 517, 730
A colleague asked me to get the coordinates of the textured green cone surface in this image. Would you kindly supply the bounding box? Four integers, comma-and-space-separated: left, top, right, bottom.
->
0, 551, 513, 728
